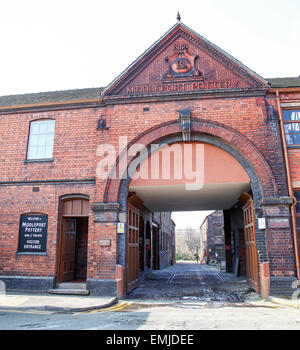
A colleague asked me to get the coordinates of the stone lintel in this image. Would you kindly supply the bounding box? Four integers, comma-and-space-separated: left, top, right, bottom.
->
261, 197, 293, 206
92, 202, 120, 223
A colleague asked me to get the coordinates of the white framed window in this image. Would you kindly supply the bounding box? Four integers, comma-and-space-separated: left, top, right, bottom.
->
27, 119, 55, 160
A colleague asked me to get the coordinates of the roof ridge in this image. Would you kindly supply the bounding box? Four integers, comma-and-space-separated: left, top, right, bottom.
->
0, 86, 105, 108
266, 77, 300, 88
0, 86, 104, 99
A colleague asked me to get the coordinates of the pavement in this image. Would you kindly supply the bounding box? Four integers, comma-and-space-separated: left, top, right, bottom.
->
0, 263, 299, 313
266, 296, 300, 310
0, 293, 118, 313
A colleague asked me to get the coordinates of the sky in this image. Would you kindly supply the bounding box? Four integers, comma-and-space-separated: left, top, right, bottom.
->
171, 211, 214, 229
0, 0, 299, 97
1, 0, 299, 228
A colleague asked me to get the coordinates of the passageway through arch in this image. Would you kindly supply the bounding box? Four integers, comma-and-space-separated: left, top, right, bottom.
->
123, 141, 259, 297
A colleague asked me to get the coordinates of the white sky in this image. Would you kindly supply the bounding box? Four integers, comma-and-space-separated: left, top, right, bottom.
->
171, 211, 214, 229
0, 0, 299, 97
1, 0, 299, 228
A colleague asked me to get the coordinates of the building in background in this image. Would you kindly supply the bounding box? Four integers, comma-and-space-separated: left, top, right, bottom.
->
153, 212, 176, 269
200, 211, 225, 268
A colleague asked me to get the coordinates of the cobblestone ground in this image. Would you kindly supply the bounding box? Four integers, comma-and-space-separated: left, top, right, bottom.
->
126, 262, 252, 302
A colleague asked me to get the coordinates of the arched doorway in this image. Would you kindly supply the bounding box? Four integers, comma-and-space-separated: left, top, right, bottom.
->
56, 196, 89, 283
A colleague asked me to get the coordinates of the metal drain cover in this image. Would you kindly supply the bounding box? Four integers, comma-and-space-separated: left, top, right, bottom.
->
168, 273, 227, 284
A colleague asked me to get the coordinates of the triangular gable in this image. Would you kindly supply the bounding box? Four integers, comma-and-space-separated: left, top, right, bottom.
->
102, 22, 268, 98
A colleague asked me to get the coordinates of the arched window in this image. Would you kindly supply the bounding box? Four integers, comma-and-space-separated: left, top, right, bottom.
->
27, 119, 55, 160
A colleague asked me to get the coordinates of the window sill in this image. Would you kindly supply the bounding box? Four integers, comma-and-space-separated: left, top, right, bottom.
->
24, 158, 54, 163
16, 252, 47, 256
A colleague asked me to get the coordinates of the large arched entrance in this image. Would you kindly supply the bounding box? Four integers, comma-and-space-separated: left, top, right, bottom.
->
126, 141, 260, 294
104, 119, 278, 297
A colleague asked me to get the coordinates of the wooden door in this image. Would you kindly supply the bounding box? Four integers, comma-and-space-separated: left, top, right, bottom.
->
139, 217, 144, 272
74, 217, 88, 280
243, 199, 259, 293
146, 222, 151, 268
60, 218, 77, 282
127, 204, 139, 293
152, 225, 159, 270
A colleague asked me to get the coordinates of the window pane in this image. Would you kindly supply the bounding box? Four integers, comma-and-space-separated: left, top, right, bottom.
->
36, 147, 45, 159
38, 135, 46, 146
294, 191, 300, 214
27, 146, 37, 159
285, 124, 292, 133
283, 110, 290, 121
292, 122, 300, 132
285, 133, 293, 145
294, 134, 300, 145
37, 135, 43, 147
44, 145, 53, 159
47, 121, 55, 132
31, 123, 40, 134
290, 110, 300, 121
46, 134, 54, 146
294, 191, 300, 202
39, 123, 48, 133
30, 135, 39, 146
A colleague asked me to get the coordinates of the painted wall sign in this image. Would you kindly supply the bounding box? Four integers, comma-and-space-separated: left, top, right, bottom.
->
18, 214, 48, 254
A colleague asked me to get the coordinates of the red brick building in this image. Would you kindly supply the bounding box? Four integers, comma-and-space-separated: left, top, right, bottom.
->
0, 20, 299, 297
267, 79, 300, 293
199, 211, 225, 266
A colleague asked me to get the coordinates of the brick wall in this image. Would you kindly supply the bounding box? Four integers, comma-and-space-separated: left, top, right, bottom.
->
0, 93, 292, 281
0, 106, 101, 281
0, 184, 96, 278
100, 96, 287, 198
153, 212, 175, 268
206, 211, 225, 264
0, 108, 97, 182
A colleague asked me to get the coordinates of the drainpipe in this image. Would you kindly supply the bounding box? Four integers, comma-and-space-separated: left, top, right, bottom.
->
276, 89, 300, 280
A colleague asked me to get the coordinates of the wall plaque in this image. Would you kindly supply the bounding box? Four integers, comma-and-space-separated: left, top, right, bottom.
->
163, 42, 202, 80
268, 218, 290, 229
117, 222, 125, 234
99, 239, 111, 247
18, 214, 48, 254
258, 218, 266, 229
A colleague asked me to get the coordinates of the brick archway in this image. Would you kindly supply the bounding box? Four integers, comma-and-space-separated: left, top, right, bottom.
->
104, 118, 278, 207
103, 118, 280, 296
